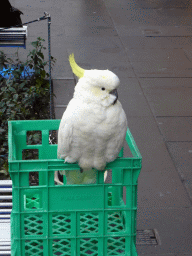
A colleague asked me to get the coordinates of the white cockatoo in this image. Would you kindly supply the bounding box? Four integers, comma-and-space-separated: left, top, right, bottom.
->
57, 54, 127, 184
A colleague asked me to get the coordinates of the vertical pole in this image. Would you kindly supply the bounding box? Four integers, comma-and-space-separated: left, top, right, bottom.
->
47, 14, 52, 119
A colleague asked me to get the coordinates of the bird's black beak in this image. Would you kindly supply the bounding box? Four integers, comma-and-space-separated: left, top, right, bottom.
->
110, 89, 118, 105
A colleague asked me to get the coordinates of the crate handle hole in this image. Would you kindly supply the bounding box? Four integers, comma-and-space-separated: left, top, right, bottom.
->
25, 193, 41, 210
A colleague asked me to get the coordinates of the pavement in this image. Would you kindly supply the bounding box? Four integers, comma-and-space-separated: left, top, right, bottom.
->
5, 0, 192, 255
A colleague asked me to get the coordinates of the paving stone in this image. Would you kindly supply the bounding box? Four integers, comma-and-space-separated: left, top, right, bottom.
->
137, 207, 192, 255
166, 142, 192, 201
131, 61, 192, 77
141, 86, 192, 116
128, 49, 189, 63
138, 78, 192, 88
120, 36, 192, 50
156, 117, 192, 141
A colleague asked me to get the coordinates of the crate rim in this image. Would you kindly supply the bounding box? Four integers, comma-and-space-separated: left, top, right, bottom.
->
8, 119, 142, 164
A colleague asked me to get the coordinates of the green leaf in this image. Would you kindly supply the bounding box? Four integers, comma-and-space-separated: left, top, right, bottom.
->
19, 82, 27, 89
9, 87, 16, 93
13, 94, 19, 101
41, 70, 46, 78
37, 52, 44, 60
31, 41, 38, 48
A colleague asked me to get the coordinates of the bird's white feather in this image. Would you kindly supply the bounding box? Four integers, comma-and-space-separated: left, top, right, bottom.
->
57, 57, 127, 183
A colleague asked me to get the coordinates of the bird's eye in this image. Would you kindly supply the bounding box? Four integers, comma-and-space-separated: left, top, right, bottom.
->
101, 87, 105, 91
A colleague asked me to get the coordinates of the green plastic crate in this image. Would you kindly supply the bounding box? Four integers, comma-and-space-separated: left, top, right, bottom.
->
8, 120, 142, 256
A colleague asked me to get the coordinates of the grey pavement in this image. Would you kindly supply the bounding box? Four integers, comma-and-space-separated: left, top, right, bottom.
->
5, 0, 192, 255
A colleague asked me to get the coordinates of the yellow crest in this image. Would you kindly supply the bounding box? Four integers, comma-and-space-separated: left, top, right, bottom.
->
69, 53, 85, 78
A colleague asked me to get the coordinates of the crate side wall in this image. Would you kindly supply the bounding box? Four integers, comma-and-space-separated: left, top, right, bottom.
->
9, 120, 141, 256
11, 168, 140, 256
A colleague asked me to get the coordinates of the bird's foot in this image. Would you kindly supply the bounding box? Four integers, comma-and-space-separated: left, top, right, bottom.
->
80, 168, 83, 173
65, 156, 76, 163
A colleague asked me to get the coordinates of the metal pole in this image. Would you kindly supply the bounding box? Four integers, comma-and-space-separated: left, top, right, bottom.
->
47, 13, 52, 119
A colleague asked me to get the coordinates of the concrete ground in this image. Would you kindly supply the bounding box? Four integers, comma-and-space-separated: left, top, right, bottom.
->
5, 0, 192, 255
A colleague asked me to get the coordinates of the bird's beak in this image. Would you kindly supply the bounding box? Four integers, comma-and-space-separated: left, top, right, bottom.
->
110, 89, 118, 105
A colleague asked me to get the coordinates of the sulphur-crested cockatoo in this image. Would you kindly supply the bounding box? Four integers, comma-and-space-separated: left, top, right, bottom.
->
57, 54, 127, 184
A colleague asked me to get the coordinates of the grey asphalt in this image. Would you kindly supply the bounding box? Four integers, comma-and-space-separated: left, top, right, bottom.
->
6, 0, 192, 255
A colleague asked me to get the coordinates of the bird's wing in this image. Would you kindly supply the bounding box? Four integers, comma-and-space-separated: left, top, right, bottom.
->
57, 98, 105, 161
57, 98, 85, 159
57, 112, 74, 159
105, 105, 127, 162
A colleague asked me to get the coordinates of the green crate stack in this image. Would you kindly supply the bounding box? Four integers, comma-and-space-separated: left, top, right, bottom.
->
8, 120, 142, 256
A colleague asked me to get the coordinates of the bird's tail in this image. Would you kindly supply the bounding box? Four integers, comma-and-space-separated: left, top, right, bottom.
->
54, 169, 108, 185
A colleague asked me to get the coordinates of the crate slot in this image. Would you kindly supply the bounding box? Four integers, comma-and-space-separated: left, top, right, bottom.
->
54, 171, 65, 186
29, 172, 39, 186
80, 238, 98, 256
104, 169, 112, 184
108, 237, 125, 255
80, 212, 99, 234
25, 240, 43, 255
49, 130, 57, 144
22, 149, 39, 160
107, 185, 122, 207
52, 239, 71, 256
52, 213, 72, 235
27, 131, 42, 145
107, 211, 125, 233
24, 214, 43, 236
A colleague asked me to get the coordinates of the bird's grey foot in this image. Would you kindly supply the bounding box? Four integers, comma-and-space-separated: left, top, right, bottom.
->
65, 156, 76, 163
80, 168, 83, 173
